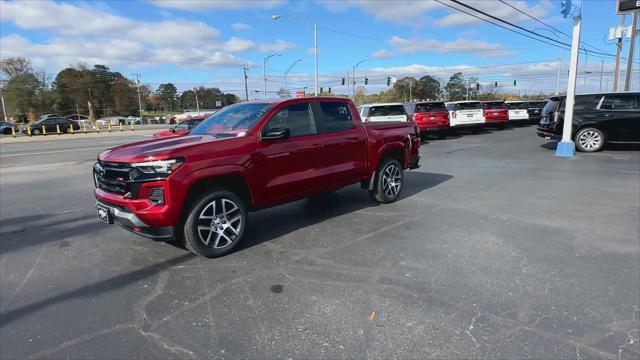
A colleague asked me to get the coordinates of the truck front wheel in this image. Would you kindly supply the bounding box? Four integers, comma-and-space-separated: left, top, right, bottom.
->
369, 158, 404, 204
183, 190, 247, 258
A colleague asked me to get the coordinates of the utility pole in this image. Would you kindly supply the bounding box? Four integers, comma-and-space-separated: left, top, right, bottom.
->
1, 91, 8, 122
599, 59, 604, 92
624, 11, 638, 91
556, 5, 582, 158
76, 103, 80, 116
132, 73, 143, 121
613, 15, 626, 92
242, 65, 249, 101
194, 89, 200, 115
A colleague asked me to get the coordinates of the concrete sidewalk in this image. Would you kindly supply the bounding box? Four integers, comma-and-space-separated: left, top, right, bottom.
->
0, 127, 166, 144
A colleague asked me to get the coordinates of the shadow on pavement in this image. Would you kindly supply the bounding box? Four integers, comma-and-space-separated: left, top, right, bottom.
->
0, 253, 195, 327
237, 171, 453, 252
0, 214, 98, 254
540, 141, 640, 152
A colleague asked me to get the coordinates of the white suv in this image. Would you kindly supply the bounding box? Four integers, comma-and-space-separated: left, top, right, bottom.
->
358, 103, 408, 122
445, 101, 485, 131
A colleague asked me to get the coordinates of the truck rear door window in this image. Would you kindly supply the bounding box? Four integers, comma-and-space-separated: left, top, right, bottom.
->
369, 105, 406, 117
320, 102, 354, 133
267, 103, 317, 137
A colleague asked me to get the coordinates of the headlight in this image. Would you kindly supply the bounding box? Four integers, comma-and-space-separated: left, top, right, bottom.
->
131, 158, 184, 174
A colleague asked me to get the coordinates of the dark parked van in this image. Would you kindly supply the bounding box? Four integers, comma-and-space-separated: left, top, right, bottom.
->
536, 92, 639, 152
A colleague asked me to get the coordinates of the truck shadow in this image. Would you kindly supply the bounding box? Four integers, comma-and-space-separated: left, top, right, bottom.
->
237, 171, 453, 252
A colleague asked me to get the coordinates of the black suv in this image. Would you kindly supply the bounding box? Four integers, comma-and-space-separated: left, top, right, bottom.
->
536, 92, 639, 152
527, 100, 548, 124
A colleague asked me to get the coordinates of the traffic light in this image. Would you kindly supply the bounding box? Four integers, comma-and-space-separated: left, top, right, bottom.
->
341, 78, 345, 85
476, 83, 480, 91
328, 87, 331, 94
320, 87, 323, 94
494, 81, 498, 87
513, 80, 517, 86
386, 77, 391, 86
364, 77, 368, 85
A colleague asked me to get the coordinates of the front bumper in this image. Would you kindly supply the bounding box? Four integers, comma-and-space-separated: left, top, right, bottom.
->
95, 200, 174, 239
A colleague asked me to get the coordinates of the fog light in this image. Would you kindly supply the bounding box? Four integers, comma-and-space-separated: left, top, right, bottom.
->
149, 187, 164, 205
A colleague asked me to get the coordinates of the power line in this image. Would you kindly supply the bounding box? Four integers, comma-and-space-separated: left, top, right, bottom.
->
496, 0, 616, 57
443, 0, 618, 60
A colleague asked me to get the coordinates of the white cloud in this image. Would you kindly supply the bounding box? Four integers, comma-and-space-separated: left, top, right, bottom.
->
0, 1, 297, 72
232, 22, 252, 31
318, 0, 439, 24
258, 40, 296, 52
223, 37, 256, 52
319, 0, 552, 27
434, 0, 552, 27
388, 36, 517, 57
148, 0, 285, 11
371, 49, 392, 59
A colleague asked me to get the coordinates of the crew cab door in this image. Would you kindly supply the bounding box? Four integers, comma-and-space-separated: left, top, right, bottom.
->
258, 102, 327, 204
316, 101, 367, 187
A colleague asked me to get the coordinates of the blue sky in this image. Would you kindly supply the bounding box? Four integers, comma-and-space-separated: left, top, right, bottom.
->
1, 0, 637, 98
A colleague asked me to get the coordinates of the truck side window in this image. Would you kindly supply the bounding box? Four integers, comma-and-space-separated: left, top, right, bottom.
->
320, 102, 354, 132
266, 103, 317, 137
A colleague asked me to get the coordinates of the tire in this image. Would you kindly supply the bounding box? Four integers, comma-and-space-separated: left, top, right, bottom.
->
183, 190, 248, 258
369, 158, 404, 204
32, 128, 41, 135
575, 127, 605, 152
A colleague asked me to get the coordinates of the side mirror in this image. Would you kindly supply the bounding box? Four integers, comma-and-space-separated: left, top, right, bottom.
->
170, 127, 176, 133
262, 127, 290, 141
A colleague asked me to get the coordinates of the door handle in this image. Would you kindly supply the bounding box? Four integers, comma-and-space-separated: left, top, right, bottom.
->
603, 113, 613, 118
345, 136, 360, 141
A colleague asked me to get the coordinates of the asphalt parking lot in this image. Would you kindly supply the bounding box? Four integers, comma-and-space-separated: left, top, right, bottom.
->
1, 125, 638, 359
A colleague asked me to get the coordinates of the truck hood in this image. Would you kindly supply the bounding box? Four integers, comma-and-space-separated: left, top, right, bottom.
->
99, 135, 221, 163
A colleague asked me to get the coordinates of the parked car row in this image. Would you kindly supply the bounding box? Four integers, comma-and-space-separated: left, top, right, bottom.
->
355, 100, 545, 140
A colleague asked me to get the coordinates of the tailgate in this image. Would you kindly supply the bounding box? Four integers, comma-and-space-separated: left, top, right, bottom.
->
455, 109, 484, 124
368, 115, 407, 122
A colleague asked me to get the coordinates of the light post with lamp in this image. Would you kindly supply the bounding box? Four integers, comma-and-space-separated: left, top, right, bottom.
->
263, 53, 280, 100
352, 59, 368, 99
284, 59, 302, 98
272, 14, 318, 96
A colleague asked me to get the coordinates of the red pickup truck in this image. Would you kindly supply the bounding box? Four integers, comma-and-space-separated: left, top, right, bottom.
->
94, 97, 420, 258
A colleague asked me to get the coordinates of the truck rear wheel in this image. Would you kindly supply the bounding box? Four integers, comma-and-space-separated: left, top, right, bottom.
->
183, 189, 247, 258
369, 158, 404, 204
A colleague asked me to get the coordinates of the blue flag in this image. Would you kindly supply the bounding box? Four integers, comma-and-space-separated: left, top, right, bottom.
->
561, 0, 582, 19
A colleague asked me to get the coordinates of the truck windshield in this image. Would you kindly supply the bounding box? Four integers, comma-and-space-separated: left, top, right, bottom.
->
190, 102, 274, 137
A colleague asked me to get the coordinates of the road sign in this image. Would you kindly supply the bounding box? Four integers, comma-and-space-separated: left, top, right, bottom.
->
295, 90, 305, 98
618, 0, 640, 13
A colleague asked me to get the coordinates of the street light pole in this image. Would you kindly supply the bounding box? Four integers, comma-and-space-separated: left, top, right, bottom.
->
272, 15, 318, 96
194, 89, 200, 115
263, 53, 280, 100
284, 59, 302, 98
352, 59, 367, 99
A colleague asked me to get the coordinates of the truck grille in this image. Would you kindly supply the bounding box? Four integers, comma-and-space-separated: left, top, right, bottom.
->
94, 161, 132, 196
